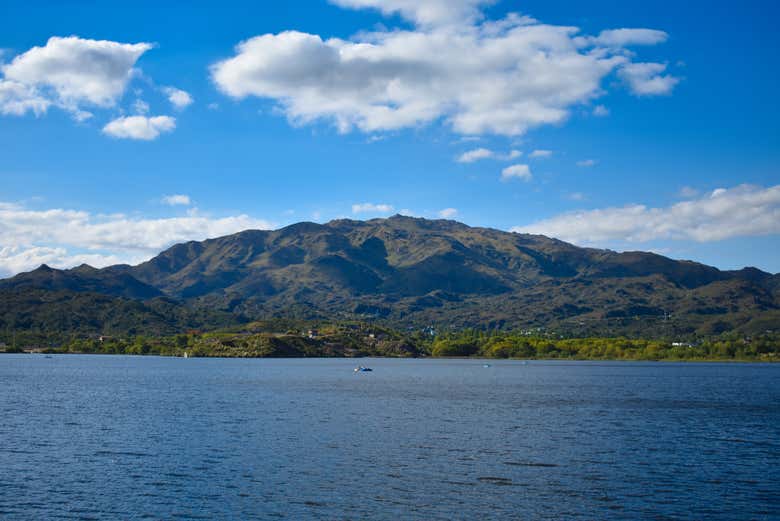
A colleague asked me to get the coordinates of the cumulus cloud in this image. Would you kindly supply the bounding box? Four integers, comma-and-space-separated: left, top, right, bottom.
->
352, 202, 395, 214
457, 148, 521, 163
0, 36, 152, 118
163, 86, 193, 109
501, 164, 531, 181
589, 28, 668, 47
619, 62, 679, 96
513, 185, 780, 244
592, 104, 609, 117
0, 36, 186, 138
161, 194, 192, 206
529, 149, 552, 159
577, 159, 597, 167
211, 3, 676, 136
103, 115, 176, 140
438, 207, 458, 218
0, 201, 274, 277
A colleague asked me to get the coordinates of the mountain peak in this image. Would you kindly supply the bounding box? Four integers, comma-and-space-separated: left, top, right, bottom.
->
71, 263, 98, 272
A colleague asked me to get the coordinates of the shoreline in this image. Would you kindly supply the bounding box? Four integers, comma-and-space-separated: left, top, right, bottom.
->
4, 351, 777, 363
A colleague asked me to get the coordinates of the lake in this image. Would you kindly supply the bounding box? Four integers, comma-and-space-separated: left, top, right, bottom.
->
1, 355, 778, 520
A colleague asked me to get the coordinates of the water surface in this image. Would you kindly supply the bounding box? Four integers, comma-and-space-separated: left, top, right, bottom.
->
1, 356, 778, 520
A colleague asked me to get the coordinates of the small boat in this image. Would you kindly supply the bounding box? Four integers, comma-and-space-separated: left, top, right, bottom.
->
483, 364, 491, 368
354, 366, 373, 372
183, 352, 189, 359
44, 355, 53, 359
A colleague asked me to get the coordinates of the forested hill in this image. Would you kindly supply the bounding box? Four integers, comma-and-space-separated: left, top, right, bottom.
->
1, 215, 778, 340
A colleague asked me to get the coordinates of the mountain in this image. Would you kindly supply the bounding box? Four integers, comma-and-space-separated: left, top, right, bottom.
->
2, 216, 778, 338
0, 263, 162, 299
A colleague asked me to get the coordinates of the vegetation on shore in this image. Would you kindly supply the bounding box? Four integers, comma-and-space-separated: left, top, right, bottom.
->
3, 319, 778, 361
428, 329, 779, 361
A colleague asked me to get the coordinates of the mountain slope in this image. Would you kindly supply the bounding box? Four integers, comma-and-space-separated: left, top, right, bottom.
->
2, 216, 778, 337
0, 289, 240, 339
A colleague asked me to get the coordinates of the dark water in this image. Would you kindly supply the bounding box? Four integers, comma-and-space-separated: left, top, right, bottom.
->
1, 356, 778, 520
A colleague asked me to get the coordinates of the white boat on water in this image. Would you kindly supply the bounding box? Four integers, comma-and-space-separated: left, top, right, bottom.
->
183, 352, 189, 358
354, 366, 372, 372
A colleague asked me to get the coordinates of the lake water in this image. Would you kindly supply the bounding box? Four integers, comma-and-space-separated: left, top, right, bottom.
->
0, 356, 778, 520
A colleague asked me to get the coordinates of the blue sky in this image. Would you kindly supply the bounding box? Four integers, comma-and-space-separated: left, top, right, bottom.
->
1, 0, 778, 276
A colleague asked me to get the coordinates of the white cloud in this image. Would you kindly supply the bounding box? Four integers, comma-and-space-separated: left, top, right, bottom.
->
0, 246, 128, 279
457, 148, 522, 163
329, 0, 493, 27
619, 62, 679, 96
577, 159, 597, 167
457, 148, 494, 163
161, 194, 192, 206
590, 29, 668, 47
501, 164, 531, 181
211, 3, 674, 136
0, 201, 275, 277
438, 207, 458, 218
0, 36, 152, 117
592, 104, 609, 117
103, 115, 176, 140
529, 149, 552, 159
163, 86, 193, 109
0, 80, 51, 116
0, 37, 187, 137
513, 184, 780, 244
352, 202, 395, 214
678, 186, 699, 198
567, 192, 585, 201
